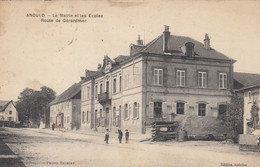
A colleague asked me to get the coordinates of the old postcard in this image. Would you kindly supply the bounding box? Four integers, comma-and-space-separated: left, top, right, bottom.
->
0, 0, 260, 167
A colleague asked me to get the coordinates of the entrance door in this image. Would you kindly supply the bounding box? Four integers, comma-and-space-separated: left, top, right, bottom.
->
218, 104, 227, 118
105, 108, 109, 128
119, 106, 121, 128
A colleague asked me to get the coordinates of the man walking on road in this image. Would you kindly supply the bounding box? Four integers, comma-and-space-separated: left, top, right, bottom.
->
125, 129, 129, 144
118, 129, 123, 144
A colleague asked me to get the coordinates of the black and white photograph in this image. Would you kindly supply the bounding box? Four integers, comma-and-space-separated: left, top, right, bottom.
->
0, 0, 260, 166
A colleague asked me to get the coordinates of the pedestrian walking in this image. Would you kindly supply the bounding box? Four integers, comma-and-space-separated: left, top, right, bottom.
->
118, 129, 123, 144
104, 129, 109, 144
125, 129, 129, 144
52, 123, 55, 131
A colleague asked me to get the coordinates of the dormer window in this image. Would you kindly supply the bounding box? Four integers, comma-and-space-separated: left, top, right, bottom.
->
185, 42, 195, 57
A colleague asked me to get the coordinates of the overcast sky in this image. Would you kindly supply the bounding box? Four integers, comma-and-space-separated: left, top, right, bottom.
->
1, 0, 260, 101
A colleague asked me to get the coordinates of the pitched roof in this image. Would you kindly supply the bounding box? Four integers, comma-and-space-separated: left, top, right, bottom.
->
136, 34, 233, 61
49, 81, 82, 105
114, 55, 131, 63
234, 72, 260, 88
0, 100, 12, 112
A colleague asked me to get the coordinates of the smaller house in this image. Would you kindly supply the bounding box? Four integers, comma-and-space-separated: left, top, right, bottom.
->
234, 72, 260, 134
49, 82, 82, 130
0, 100, 19, 127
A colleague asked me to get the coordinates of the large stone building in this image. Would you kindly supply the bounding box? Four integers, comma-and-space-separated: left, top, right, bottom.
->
80, 26, 236, 134
49, 82, 81, 130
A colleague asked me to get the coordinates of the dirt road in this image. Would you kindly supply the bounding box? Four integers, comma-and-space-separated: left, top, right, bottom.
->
0, 127, 259, 167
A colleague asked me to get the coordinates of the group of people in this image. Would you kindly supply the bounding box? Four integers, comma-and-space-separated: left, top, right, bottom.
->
104, 129, 129, 144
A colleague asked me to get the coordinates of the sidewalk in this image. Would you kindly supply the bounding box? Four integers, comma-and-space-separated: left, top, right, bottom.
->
27, 127, 152, 143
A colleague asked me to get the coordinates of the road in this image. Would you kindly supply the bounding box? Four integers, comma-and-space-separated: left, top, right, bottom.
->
0, 127, 259, 167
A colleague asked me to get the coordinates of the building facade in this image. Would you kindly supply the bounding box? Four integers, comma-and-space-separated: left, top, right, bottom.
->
49, 82, 81, 130
0, 100, 19, 126
80, 26, 235, 134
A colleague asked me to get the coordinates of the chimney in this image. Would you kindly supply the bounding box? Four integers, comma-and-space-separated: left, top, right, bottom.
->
204, 33, 210, 50
137, 35, 143, 45
185, 42, 195, 57
163, 25, 170, 52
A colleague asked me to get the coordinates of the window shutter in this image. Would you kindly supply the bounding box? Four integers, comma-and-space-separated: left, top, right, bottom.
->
207, 104, 211, 116
172, 102, 176, 114
162, 102, 167, 118
129, 103, 131, 119
195, 104, 198, 116
137, 103, 139, 119
149, 102, 154, 118
185, 103, 189, 115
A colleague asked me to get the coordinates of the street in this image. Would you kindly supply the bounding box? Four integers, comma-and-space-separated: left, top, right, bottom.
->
0, 127, 259, 167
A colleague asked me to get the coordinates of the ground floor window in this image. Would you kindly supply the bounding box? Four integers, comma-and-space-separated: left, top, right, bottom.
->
133, 102, 139, 119
124, 104, 128, 120
198, 103, 206, 116
154, 102, 162, 118
87, 111, 89, 123
113, 107, 116, 126
82, 111, 86, 123
218, 104, 227, 118
177, 103, 185, 114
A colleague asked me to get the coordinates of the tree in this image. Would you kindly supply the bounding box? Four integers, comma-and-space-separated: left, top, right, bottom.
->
15, 86, 56, 128
222, 93, 243, 142
247, 101, 259, 130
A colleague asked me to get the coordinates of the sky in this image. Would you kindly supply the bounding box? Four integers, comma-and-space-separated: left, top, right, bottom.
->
0, 0, 260, 101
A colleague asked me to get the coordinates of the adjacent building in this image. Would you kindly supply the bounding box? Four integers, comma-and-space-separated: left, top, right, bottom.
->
234, 72, 260, 134
0, 100, 19, 127
49, 82, 82, 130
80, 26, 236, 134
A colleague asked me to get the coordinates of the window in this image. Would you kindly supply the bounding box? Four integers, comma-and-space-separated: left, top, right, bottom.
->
106, 81, 109, 93
154, 102, 162, 118
133, 102, 139, 119
82, 112, 85, 122
218, 104, 227, 118
176, 103, 184, 114
87, 87, 90, 99
124, 104, 128, 119
100, 83, 103, 94
113, 78, 117, 93
87, 111, 89, 122
198, 71, 207, 88
95, 85, 98, 98
8, 117, 13, 121
248, 91, 252, 101
124, 73, 129, 89
177, 70, 185, 86
154, 68, 163, 85
9, 111, 12, 115
113, 107, 116, 126
219, 73, 227, 89
67, 116, 70, 123
198, 103, 206, 116
119, 76, 122, 92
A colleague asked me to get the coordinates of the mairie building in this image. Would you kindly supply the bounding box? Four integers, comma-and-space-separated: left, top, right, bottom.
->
80, 25, 235, 134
